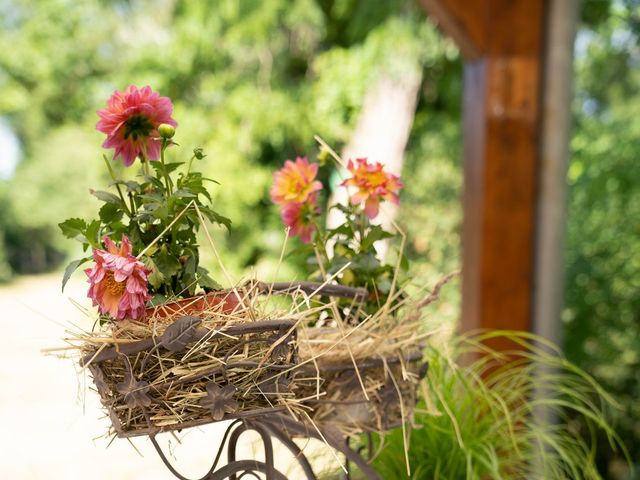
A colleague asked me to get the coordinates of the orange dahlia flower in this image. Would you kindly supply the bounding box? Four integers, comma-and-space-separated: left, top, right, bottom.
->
280, 194, 319, 244
341, 158, 403, 219
270, 157, 322, 207
85, 235, 151, 320
96, 85, 177, 166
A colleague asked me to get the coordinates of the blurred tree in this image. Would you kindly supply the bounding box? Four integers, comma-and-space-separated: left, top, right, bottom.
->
563, 0, 640, 477
0, 0, 461, 294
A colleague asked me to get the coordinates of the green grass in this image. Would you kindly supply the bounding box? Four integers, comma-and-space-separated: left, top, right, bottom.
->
367, 331, 629, 479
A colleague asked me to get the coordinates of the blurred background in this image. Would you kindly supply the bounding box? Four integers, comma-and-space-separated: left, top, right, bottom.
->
0, 0, 638, 478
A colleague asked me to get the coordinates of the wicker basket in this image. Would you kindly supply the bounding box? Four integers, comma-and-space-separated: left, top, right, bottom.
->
81, 281, 368, 438
80, 280, 428, 439
82, 316, 298, 438
294, 350, 427, 435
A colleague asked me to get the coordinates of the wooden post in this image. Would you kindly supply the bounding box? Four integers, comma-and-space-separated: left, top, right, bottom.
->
420, 0, 548, 349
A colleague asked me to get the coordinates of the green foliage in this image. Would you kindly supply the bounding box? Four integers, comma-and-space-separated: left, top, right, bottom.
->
563, 2, 640, 475
369, 333, 627, 479
322, 204, 399, 312
0, 0, 459, 285
59, 141, 228, 300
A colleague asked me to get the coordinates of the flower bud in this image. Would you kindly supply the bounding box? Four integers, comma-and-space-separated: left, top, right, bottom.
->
193, 147, 206, 160
158, 123, 176, 139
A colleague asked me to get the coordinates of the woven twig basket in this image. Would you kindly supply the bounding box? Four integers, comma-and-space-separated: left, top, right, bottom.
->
83, 317, 297, 437
81, 281, 368, 438
294, 351, 427, 435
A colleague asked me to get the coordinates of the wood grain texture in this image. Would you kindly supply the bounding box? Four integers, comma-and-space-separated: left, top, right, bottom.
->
422, 0, 548, 349
420, 0, 486, 60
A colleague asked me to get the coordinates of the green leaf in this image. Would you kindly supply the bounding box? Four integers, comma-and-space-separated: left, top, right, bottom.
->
172, 189, 197, 198
334, 241, 355, 256
164, 162, 184, 174
183, 249, 197, 275
333, 203, 354, 216
128, 225, 143, 247
91, 190, 122, 205
151, 161, 184, 175
327, 255, 350, 275
58, 218, 87, 239
142, 244, 159, 257
361, 225, 394, 250
352, 252, 380, 273
148, 294, 169, 307
62, 257, 91, 292
110, 180, 140, 192
142, 256, 165, 289
98, 202, 123, 224
145, 203, 168, 220
177, 173, 213, 202
155, 249, 181, 278
138, 193, 163, 202
197, 267, 222, 290
399, 252, 410, 271
212, 212, 232, 230
199, 206, 232, 230
85, 219, 101, 248
143, 176, 165, 189
328, 223, 353, 238
133, 212, 153, 223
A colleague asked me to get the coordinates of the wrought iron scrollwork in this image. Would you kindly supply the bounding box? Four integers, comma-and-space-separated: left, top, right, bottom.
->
146, 413, 381, 480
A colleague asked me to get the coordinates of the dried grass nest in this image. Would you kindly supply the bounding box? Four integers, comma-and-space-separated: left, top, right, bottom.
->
68, 276, 452, 439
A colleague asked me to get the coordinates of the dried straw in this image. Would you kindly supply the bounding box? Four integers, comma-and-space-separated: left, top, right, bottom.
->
71, 285, 309, 437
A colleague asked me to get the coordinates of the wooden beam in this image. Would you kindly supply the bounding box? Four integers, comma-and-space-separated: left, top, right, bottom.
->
420, 0, 485, 60
422, 0, 547, 350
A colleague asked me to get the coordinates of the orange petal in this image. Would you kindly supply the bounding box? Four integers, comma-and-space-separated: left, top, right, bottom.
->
101, 290, 122, 317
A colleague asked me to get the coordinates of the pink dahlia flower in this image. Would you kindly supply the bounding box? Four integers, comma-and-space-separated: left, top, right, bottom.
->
341, 158, 403, 219
270, 157, 323, 207
280, 194, 319, 244
85, 235, 151, 320
96, 85, 177, 167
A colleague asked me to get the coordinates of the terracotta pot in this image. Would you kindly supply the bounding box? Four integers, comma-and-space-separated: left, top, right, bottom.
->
144, 290, 241, 320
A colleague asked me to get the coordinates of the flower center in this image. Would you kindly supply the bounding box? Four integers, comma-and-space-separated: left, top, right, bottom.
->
123, 114, 154, 141
103, 271, 126, 296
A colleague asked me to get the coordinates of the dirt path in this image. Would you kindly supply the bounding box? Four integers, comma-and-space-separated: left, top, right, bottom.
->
0, 274, 330, 479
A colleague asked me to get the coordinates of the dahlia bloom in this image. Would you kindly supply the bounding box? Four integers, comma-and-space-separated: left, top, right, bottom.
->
341, 158, 403, 219
270, 157, 322, 207
280, 195, 319, 244
96, 85, 177, 167
85, 235, 151, 320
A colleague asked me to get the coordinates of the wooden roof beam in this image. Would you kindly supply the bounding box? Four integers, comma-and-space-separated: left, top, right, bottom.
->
419, 0, 486, 60
421, 0, 549, 351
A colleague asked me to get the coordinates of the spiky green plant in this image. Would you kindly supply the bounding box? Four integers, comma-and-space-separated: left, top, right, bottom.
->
367, 331, 629, 480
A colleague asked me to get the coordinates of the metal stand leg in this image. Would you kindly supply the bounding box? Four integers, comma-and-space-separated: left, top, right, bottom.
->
148, 414, 381, 480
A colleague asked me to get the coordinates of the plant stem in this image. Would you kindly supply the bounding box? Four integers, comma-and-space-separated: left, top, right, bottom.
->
159, 139, 173, 195
128, 191, 136, 216
356, 210, 366, 253
186, 153, 195, 175
312, 219, 325, 259
139, 146, 150, 177
103, 155, 132, 217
